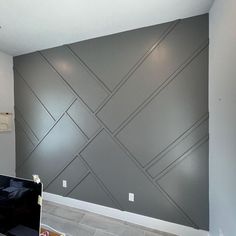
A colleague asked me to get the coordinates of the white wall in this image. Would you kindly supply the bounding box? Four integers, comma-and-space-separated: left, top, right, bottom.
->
209, 0, 236, 235
0, 50, 15, 176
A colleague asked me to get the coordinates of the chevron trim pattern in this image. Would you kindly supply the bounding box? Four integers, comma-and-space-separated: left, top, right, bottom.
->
14, 14, 209, 230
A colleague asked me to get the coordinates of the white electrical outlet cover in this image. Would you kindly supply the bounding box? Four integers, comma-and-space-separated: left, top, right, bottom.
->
62, 180, 67, 188
129, 193, 134, 202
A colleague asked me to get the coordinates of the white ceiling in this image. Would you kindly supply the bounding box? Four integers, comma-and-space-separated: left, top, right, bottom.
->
0, 0, 214, 56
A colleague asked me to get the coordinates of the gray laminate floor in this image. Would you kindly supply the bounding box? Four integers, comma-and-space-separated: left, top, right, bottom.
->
42, 201, 176, 236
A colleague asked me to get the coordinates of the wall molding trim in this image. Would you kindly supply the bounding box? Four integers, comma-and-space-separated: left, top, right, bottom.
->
43, 192, 209, 236
15, 14, 209, 230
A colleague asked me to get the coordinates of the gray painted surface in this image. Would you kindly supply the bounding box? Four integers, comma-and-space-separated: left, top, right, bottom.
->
68, 174, 116, 209
209, 0, 236, 235
148, 119, 208, 178
16, 114, 87, 187
81, 130, 194, 227
117, 48, 208, 167
14, 70, 55, 139
46, 157, 89, 196
14, 52, 76, 119
69, 22, 171, 91
158, 141, 209, 230
67, 100, 101, 138
97, 14, 208, 133
41, 46, 109, 111
15, 109, 39, 145
15, 120, 35, 168
14, 14, 209, 230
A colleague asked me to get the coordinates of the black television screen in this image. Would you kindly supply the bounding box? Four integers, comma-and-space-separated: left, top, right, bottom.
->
0, 175, 42, 236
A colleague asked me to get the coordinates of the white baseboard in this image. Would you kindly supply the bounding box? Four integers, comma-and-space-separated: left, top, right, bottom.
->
43, 192, 209, 236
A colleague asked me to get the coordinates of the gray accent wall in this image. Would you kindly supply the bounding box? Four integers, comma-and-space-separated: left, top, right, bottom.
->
14, 14, 209, 230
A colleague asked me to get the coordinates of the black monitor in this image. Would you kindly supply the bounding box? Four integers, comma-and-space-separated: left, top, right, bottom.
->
0, 175, 42, 236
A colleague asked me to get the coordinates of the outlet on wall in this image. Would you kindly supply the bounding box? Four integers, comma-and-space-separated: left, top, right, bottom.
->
62, 180, 67, 188
129, 193, 134, 202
